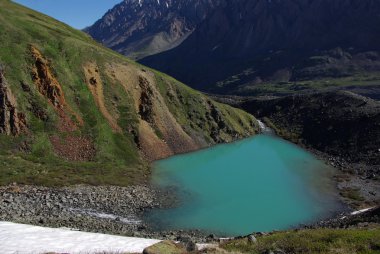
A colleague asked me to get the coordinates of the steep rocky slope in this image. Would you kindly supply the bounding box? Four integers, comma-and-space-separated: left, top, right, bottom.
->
140, 0, 380, 94
0, 0, 258, 186
238, 91, 380, 172
0, 66, 27, 136
85, 0, 222, 59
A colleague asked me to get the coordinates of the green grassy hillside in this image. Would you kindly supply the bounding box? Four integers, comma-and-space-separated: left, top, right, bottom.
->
0, 0, 258, 186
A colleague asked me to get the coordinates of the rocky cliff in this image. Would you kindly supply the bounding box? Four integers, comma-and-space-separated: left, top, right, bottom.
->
0, 66, 27, 136
85, 0, 223, 59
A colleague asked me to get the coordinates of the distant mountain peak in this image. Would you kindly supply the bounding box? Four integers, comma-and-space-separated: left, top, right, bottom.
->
125, 0, 170, 7
86, 0, 222, 59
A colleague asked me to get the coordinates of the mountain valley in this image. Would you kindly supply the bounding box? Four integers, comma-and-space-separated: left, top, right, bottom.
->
0, 0, 379, 253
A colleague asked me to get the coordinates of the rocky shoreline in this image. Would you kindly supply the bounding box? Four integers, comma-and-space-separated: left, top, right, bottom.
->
0, 180, 379, 246
0, 184, 210, 242
312, 206, 380, 229
293, 144, 380, 210
0, 185, 155, 235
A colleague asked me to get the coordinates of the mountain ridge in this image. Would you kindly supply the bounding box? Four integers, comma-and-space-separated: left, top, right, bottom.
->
85, 0, 223, 59
86, 0, 380, 95
140, 0, 380, 94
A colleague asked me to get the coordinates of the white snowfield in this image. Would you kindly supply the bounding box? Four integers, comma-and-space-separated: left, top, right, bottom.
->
0, 221, 161, 254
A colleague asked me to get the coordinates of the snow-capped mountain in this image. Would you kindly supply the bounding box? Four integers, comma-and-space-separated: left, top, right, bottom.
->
85, 0, 223, 59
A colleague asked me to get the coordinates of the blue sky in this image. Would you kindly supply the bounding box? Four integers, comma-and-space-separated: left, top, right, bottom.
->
13, 0, 122, 29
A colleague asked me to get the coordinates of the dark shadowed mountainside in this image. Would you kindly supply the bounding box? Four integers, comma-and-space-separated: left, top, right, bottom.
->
85, 0, 223, 60
236, 91, 380, 171
140, 0, 380, 94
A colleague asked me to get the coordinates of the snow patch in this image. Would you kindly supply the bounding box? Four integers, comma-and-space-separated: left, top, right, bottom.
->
196, 243, 219, 250
211, 44, 220, 51
0, 221, 161, 254
69, 208, 142, 225
350, 207, 375, 215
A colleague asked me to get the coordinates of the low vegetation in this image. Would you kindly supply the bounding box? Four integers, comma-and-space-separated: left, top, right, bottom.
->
219, 227, 380, 254
230, 75, 380, 97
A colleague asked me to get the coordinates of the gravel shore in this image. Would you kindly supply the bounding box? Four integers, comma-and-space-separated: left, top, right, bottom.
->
0, 185, 156, 235
0, 184, 209, 242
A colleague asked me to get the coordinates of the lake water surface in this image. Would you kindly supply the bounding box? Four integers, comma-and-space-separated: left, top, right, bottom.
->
147, 135, 341, 236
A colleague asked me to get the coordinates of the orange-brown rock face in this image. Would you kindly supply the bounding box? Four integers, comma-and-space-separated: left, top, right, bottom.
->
30, 46, 95, 161
30, 46, 82, 132
0, 67, 27, 136
30, 46, 66, 109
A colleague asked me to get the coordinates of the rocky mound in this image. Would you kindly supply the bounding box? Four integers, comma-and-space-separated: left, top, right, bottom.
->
0, 66, 27, 136
240, 91, 380, 171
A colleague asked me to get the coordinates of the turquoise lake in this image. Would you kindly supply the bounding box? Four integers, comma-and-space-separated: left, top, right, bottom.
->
147, 134, 341, 236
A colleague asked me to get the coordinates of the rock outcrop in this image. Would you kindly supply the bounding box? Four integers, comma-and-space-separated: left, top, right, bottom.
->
30, 47, 96, 161
31, 46, 83, 132
0, 66, 27, 136
31, 46, 66, 109
138, 76, 155, 124
143, 240, 187, 254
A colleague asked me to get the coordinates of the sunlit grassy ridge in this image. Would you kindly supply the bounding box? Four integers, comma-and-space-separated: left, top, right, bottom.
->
0, 0, 257, 186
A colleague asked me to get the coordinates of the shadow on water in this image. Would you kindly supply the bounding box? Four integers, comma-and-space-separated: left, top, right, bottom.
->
144, 134, 345, 237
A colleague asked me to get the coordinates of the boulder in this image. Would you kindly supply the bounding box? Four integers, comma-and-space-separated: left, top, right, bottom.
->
143, 240, 187, 254
248, 234, 257, 243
